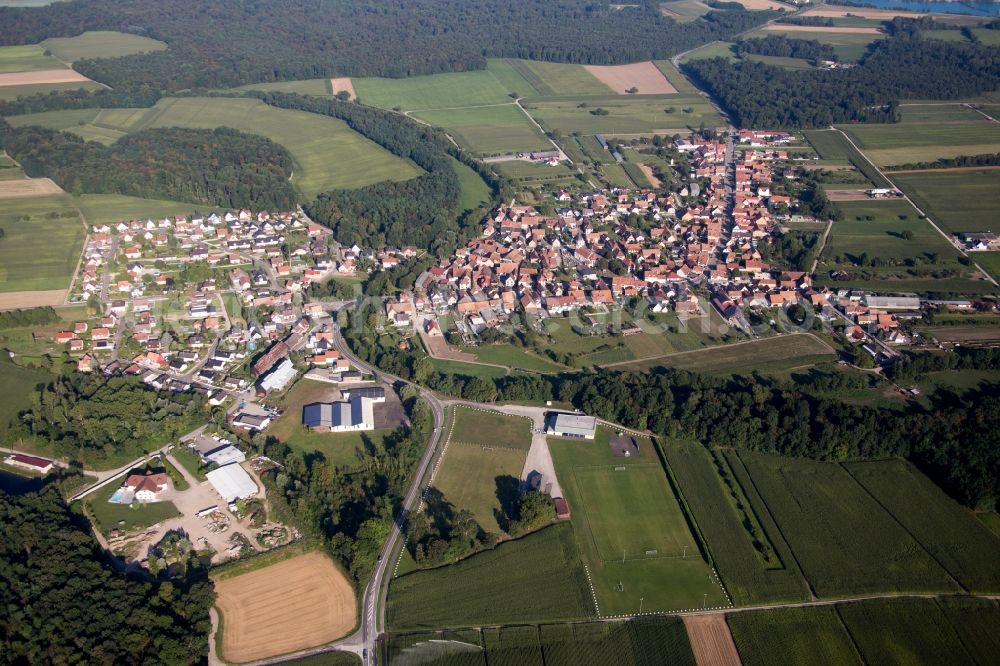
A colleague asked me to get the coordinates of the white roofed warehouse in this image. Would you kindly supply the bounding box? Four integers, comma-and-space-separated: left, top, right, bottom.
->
206, 464, 258, 503
546, 413, 597, 440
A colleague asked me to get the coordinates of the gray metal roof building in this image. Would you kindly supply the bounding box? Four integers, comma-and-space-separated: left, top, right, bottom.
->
303, 396, 376, 432
546, 413, 597, 440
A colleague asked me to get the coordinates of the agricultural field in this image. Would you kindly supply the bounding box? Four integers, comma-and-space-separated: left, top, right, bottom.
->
524, 94, 722, 136
728, 607, 859, 666
893, 169, 1000, 234
451, 158, 493, 214
753, 26, 884, 61
678, 41, 740, 63
73, 193, 201, 229
507, 60, 612, 97
843, 460, 1000, 593
896, 103, 987, 123
0, 354, 55, 437
659, 0, 712, 21
664, 442, 810, 605
84, 476, 181, 536
0, 44, 64, 73
387, 524, 593, 629
582, 62, 677, 95
742, 53, 815, 70
549, 430, 729, 615
803, 129, 889, 187
492, 160, 579, 189
618, 334, 835, 376
653, 61, 700, 94
6, 108, 100, 130
231, 78, 335, 97
737, 452, 959, 597
840, 122, 1000, 166
413, 104, 550, 156
40, 31, 167, 62
486, 58, 541, 98
971, 251, 1000, 281
0, 193, 85, 293
353, 70, 513, 111
937, 597, 1000, 665
0, 80, 103, 101
214, 551, 356, 663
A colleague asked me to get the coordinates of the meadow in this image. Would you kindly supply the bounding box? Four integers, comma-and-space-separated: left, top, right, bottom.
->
0, 194, 84, 293
659, 0, 712, 21
840, 122, 1000, 166
40, 31, 167, 62
738, 452, 959, 597
353, 70, 513, 111
387, 524, 592, 629
0, 354, 55, 438
892, 169, 1000, 234
413, 104, 550, 156
727, 607, 859, 666
449, 407, 532, 451
653, 61, 700, 94
618, 334, 835, 376
464, 343, 569, 372
451, 157, 493, 214
524, 94, 722, 136
844, 460, 1000, 593
971, 251, 1000, 281
679, 41, 739, 63
434, 442, 529, 535
231, 79, 334, 97
507, 60, 612, 97
73, 193, 201, 228
664, 442, 810, 605
549, 431, 729, 615
0, 81, 103, 101
0, 44, 64, 73
896, 103, 986, 123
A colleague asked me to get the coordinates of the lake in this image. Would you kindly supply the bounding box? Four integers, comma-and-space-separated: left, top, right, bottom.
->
838, 0, 1000, 16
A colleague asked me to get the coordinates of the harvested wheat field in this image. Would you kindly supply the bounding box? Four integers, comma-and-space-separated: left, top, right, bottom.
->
684, 615, 742, 666
0, 289, 66, 310
215, 551, 357, 663
330, 77, 356, 100
0, 178, 64, 198
0, 69, 92, 86
763, 24, 883, 35
583, 62, 677, 95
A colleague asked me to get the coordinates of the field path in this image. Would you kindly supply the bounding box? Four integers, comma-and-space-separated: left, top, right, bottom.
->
683, 615, 742, 666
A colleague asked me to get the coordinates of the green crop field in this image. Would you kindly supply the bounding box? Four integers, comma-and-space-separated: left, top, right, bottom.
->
74, 194, 200, 228
449, 407, 532, 450
840, 122, 1000, 166
523, 95, 722, 136
679, 41, 739, 63
0, 194, 84, 293
485, 59, 541, 98
893, 169, 1000, 234
549, 431, 729, 615
664, 443, 810, 605
803, 129, 889, 186
739, 452, 959, 597
838, 598, 976, 666
85, 476, 181, 536
0, 44, 64, 73
897, 103, 986, 123
972, 251, 1000, 281
354, 70, 513, 111
434, 442, 529, 535
6, 108, 100, 130
728, 607, 859, 666
40, 31, 167, 62
0, 81, 103, 101
413, 104, 550, 155
843, 460, 1000, 593
387, 524, 592, 629
618, 334, 834, 376
507, 60, 612, 97
937, 597, 1000, 665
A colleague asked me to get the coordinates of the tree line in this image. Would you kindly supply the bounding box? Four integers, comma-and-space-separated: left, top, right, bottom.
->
0, 487, 214, 664
737, 34, 837, 62
0, 124, 297, 210
684, 35, 1000, 128
0, 0, 776, 92
0, 306, 59, 330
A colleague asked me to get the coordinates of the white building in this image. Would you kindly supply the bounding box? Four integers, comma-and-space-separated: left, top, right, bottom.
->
546, 413, 597, 440
206, 464, 258, 503
258, 358, 297, 393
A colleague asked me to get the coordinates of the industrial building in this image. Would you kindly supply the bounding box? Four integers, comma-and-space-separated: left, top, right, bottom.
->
303, 394, 383, 432
206, 464, 258, 503
546, 413, 597, 439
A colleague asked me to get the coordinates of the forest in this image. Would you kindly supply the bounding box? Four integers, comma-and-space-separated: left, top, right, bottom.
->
685, 36, 1000, 127
0, 124, 297, 210
0, 0, 776, 91
737, 34, 837, 62
0, 487, 214, 664
12, 374, 205, 466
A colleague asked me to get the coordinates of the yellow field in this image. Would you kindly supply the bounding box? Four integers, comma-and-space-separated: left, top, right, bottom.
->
214, 551, 357, 663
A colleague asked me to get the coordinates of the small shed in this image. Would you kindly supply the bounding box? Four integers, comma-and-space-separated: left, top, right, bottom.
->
554, 497, 571, 520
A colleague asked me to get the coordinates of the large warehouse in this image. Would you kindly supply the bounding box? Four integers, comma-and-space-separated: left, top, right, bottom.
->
206, 464, 258, 503
546, 413, 597, 439
302, 395, 382, 433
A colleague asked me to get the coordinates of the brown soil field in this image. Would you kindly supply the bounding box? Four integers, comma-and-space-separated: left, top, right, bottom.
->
0, 178, 65, 198
732, 0, 795, 9
640, 163, 662, 188
683, 615, 742, 666
0, 289, 67, 310
583, 62, 677, 95
0, 69, 91, 87
826, 188, 873, 201
215, 551, 357, 663
330, 77, 356, 100
924, 326, 1000, 343
763, 24, 884, 34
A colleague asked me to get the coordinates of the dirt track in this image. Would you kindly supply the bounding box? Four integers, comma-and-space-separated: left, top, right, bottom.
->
330, 77, 356, 100
0, 178, 65, 198
215, 551, 356, 663
0, 69, 92, 87
583, 62, 676, 95
0, 290, 66, 310
683, 615, 742, 666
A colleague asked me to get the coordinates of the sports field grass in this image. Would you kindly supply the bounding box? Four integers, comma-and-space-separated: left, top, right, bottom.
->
892, 169, 1000, 234
451, 158, 493, 214
665, 443, 810, 605
618, 334, 834, 376
387, 523, 593, 629
85, 476, 181, 536
727, 607, 859, 666
0, 81, 103, 101
413, 104, 550, 155
40, 31, 167, 62
844, 459, 1000, 593
74, 193, 199, 228
449, 406, 531, 450
549, 431, 729, 615
840, 122, 1000, 166
0, 44, 64, 73
738, 452, 960, 597
507, 60, 612, 97
838, 598, 976, 665
0, 194, 84, 292
434, 441, 529, 535
354, 70, 513, 111
524, 94, 723, 136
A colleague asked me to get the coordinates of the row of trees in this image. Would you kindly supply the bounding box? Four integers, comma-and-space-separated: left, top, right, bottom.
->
0, 487, 214, 664
0, 124, 296, 210
0, 305, 59, 330
685, 35, 1000, 127
0, 0, 776, 91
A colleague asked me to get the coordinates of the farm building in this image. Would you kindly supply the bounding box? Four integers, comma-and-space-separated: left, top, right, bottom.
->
303, 395, 381, 432
546, 413, 597, 439
864, 295, 921, 311
3, 453, 54, 474
205, 445, 246, 466
232, 412, 271, 431
257, 358, 297, 393
554, 497, 571, 520
206, 464, 258, 503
